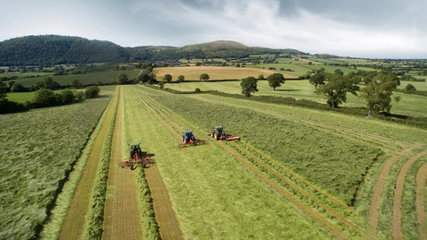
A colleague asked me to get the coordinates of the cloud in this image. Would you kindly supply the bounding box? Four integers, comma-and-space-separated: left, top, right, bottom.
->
1, 0, 426, 58
130, 0, 427, 58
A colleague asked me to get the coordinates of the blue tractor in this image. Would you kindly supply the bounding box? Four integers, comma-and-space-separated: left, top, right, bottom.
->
179, 130, 206, 148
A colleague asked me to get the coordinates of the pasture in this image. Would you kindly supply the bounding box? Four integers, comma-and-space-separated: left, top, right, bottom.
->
11, 69, 139, 87
154, 66, 298, 80
164, 80, 427, 118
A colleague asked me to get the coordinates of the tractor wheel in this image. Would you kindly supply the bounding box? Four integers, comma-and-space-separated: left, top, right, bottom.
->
130, 164, 136, 170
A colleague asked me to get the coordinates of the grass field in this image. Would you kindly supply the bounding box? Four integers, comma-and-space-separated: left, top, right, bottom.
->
164, 80, 427, 118
154, 66, 298, 80
0, 97, 110, 239
4, 79, 425, 239
11, 70, 139, 87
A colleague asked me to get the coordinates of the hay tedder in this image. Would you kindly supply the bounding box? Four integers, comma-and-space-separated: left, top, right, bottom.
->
179, 130, 206, 148
207, 126, 240, 141
120, 143, 155, 170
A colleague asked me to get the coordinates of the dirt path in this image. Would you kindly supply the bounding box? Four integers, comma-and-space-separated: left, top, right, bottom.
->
102, 87, 143, 240
59, 88, 118, 240
392, 150, 427, 240
416, 162, 427, 240
136, 89, 350, 239
134, 91, 184, 240
367, 147, 413, 236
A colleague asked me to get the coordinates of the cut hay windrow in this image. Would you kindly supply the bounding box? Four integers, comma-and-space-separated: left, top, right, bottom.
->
82, 88, 120, 239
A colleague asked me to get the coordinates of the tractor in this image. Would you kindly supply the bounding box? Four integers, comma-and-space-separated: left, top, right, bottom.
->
179, 130, 206, 148
207, 126, 240, 141
120, 143, 155, 169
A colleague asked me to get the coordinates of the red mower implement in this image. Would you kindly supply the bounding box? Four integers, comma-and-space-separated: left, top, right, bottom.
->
179, 130, 207, 148
207, 126, 240, 141
120, 142, 155, 170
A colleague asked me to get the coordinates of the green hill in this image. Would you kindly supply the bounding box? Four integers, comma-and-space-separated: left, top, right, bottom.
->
0, 35, 305, 66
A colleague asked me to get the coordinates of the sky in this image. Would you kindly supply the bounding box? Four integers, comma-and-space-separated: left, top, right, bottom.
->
1, 0, 426, 58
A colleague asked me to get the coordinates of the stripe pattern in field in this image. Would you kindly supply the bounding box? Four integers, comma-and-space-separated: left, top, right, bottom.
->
59, 88, 118, 240
134, 87, 369, 239
102, 87, 143, 240
416, 162, 427, 240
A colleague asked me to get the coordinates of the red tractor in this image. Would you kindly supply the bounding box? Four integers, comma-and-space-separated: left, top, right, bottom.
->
120, 143, 155, 170
207, 126, 240, 141
179, 130, 206, 148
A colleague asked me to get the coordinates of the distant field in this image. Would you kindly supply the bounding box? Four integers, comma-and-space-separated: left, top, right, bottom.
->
165, 80, 427, 118
11, 70, 139, 87
154, 66, 298, 80
0, 72, 50, 78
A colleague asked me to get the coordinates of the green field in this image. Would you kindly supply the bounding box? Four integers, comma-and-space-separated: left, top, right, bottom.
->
165, 80, 427, 118
0, 97, 110, 239
11, 70, 139, 87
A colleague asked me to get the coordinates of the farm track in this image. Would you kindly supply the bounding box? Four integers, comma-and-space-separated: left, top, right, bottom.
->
102, 87, 143, 240
59, 88, 119, 240
392, 150, 427, 240
135, 88, 363, 239
134, 90, 184, 240
367, 147, 413, 237
416, 162, 427, 240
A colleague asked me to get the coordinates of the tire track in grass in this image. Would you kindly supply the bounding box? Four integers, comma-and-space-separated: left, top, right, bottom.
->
135, 89, 350, 239
102, 87, 143, 240
134, 90, 184, 240
416, 162, 427, 240
59, 88, 119, 240
392, 150, 427, 240
367, 147, 413, 237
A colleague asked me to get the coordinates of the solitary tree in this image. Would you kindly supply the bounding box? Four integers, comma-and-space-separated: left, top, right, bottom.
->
200, 73, 210, 81
258, 74, 265, 80
241, 77, 258, 97
405, 84, 416, 94
118, 73, 129, 84
361, 72, 400, 113
71, 79, 82, 88
177, 75, 185, 82
309, 72, 326, 90
267, 73, 285, 90
61, 90, 75, 104
319, 73, 359, 108
163, 74, 172, 82
85, 86, 101, 98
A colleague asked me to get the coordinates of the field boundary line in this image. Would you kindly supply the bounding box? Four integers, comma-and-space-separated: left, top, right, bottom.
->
392, 150, 427, 240
416, 162, 427, 240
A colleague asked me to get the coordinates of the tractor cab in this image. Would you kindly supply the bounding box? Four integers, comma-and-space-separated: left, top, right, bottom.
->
130, 142, 142, 159
183, 130, 196, 143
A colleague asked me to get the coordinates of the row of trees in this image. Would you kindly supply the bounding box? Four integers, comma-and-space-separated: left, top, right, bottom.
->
308, 69, 401, 113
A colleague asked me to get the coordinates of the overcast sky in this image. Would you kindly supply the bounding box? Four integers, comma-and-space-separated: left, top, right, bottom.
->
1, 0, 426, 58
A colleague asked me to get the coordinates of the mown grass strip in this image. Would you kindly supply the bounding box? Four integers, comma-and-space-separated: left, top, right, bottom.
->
416, 162, 427, 240
136, 89, 351, 239
81, 89, 120, 239
40, 98, 113, 239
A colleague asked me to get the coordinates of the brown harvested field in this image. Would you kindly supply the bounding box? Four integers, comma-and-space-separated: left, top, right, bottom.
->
154, 66, 298, 80
392, 150, 427, 240
102, 87, 143, 240
59, 87, 119, 240
416, 162, 427, 240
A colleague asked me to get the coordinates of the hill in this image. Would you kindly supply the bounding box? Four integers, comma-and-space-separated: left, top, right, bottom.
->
0, 35, 129, 66
0, 35, 305, 66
